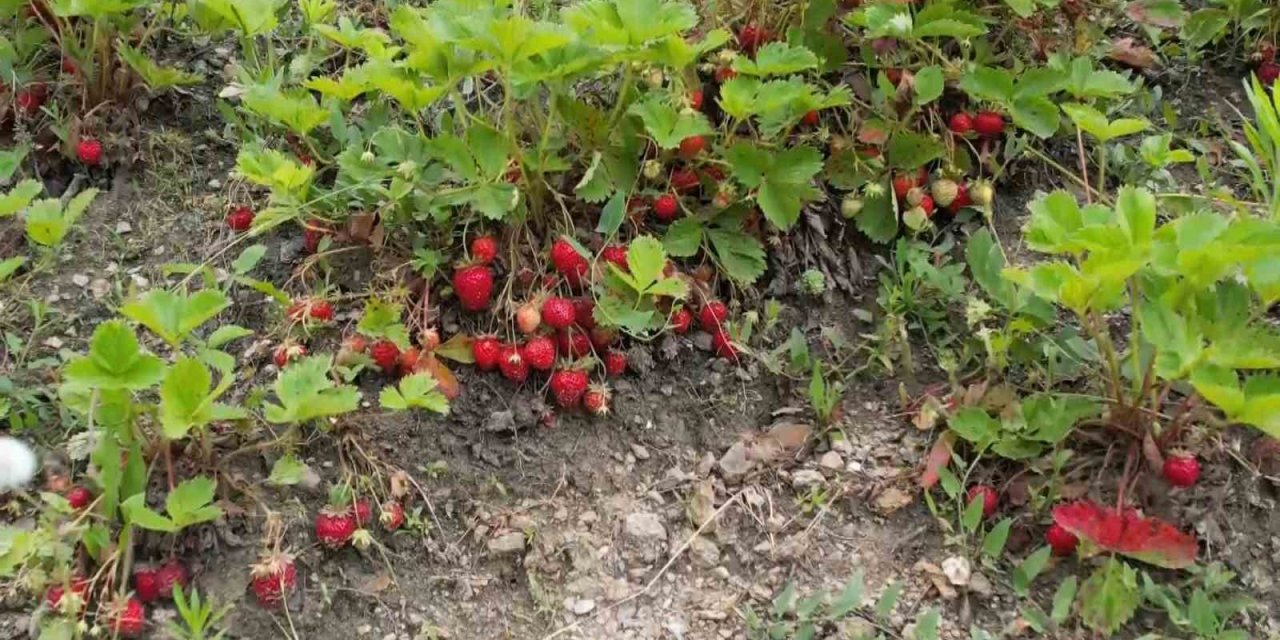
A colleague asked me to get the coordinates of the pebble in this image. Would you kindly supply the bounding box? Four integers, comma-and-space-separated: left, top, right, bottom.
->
819, 451, 843, 469
568, 598, 596, 615
631, 443, 651, 460
625, 512, 667, 541
487, 531, 526, 554
791, 469, 825, 490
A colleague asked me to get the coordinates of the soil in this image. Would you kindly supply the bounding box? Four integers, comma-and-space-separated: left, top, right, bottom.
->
3, 45, 1280, 640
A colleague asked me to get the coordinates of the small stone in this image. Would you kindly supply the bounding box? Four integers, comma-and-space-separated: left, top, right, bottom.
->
357, 625, 372, 635
71, 274, 89, 286
487, 531, 525, 555
942, 556, 971, 587
819, 451, 843, 469
791, 469, 825, 490
718, 441, 753, 480
630, 443, 650, 460
207, 178, 222, 189
90, 279, 111, 299
568, 599, 596, 615
115, 221, 132, 234
690, 536, 720, 567
624, 512, 667, 541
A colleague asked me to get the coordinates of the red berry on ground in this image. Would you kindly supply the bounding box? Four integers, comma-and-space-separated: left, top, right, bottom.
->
550, 238, 589, 287
1046, 523, 1079, 557
249, 552, 296, 609
1162, 454, 1200, 487
966, 485, 999, 518
948, 112, 974, 135
678, 135, 706, 159
590, 326, 618, 350
699, 301, 728, 331
549, 368, 590, 408
801, 110, 820, 126
309, 300, 334, 322
737, 24, 768, 52
522, 336, 557, 371
472, 336, 502, 371
711, 329, 738, 360
654, 194, 680, 222
573, 298, 596, 329
302, 219, 330, 253
45, 577, 89, 610
542, 296, 577, 329
107, 597, 146, 638
225, 206, 254, 232
76, 138, 102, 166
974, 110, 1006, 137
273, 342, 306, 368
670, 168, 700, 193
603, 350, 627, 377
155, 560, 189, 600
134, 566, 162, 603
15, 86, 45, 115
1260, 61, 1280, 86
583, 385, 611, 416
315, 508, 357, 549
715, 66, 738, 83
892, 174, 915, 199
919, 195, 935, 217
885, 68, 903, 86
369, 340, 401, 374
498, 344, 529, 382
66, 486, 92, 510
454, 265, 494, 312
380, 501, 405, 532
557, 328, 592, 358
61, 58, 77, 75
670, 308, 693, 334
471, 235, 498, 264
601, 245, 629, 272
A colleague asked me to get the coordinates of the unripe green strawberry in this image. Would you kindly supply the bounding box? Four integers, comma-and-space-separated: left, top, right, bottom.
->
905, 187, 925, 207
642, 159, 663, 180
903, 206, 930, 231
930, 179, 959, 208
841, 193, 864, 218
970, 180, 995, 207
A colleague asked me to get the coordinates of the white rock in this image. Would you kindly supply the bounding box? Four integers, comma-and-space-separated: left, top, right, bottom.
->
568, 599, 596, 615
819, 451, 843, 469
624, 512, 667, 541
942, 556, 971, 587
791, 469, 825, 490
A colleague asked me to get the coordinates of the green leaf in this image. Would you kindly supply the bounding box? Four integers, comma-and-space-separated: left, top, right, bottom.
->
913, 66, 944, 106
627, 95, 714, 150
873, 581, 902, 621
0, 145, 29, 183
1181, 8, 1229, 49
241, 85, 328, 135
160, 357, 245, 440
962, 492, 986, 533
379, 373, 450, 413
231, 244, 267, 275
193, 0, 282, 35
165, 476, 223, 529
1013, 546, 1053, 597
117, 43, 202, 89
708, 226, 767, 284
828, 571, 865, 619
664, 217, 704, 257
63, 321, 166, 390
263, 356, 361, 424
0, 179, 42, 217
0, 257, 25, 283
267, 455, 309, 486
948, 408, 1000, 448
206, 325, 253, 349
724, 143, 822, 230
982, 519, 1012, 559
733, 42, 819, 77
856, 183, 898, 243
595, 190, 627, 236
356, 298, 408, 347
1079, 558, 1140, 634
121, 494, 177, 532
960, 67, 1015, 105
1190, 365, 1244, 416
1051, 576, 1078, 624
1011, 96, 1060, 139
121, 289, 231, 348
886, 130, 944, 169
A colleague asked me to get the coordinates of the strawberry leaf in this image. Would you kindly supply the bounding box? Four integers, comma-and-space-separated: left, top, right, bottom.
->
724, 143, 822, 230
627, 95, 714, 150
380, 373, 450, 413
263, 356, 361, 424
1052, 500, 1198, 569
732, 42, 820, 77
1079, 557, 1141, 634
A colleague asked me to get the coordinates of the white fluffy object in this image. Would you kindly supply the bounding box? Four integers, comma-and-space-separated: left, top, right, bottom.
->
0, 436, 39, 491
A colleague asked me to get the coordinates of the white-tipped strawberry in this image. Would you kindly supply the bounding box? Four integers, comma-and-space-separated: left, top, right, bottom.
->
249, 550, 296, 609
380, 501, 406, 532
516, 299, 542, 334
583, 384, 611, 416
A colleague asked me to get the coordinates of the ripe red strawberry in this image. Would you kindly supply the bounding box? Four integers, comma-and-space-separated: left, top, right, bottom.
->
249, 551, 296, 609
711, 329, 738, 360
603, 350, 627, 377
573, 298, 596, 329
737, 24, 768, 53
549, 368, 589, 408
15, 84, 45, 115
309, 300, 333, 322
974, 110, 1005, 137
703, 165, 726, 183
557, 328, 592, 358
715, 66, 738, 83
315, 508, 357, 549
550, 238, 589, 287
699, 301, 728, 330
1260, 61, 1280, 86
66, 486, 92, 510
273, 342, 306, 368
370, 340, 401, 374
226, 206, 254, 232
471, 235, 498, 264
76, 138, 102, 165
45, 577, 89, 610
966, 485, 999, 518
380, 501, 405, 532
61, 58, 78, 75
590, 326, 618, 350
919, 195, 935, 217
343, 335, 367, 354
106, 597, 146, 638
670, 308, 693, 334
801, 110, 820, 126
1162, 454, 1200, 487
654, 193, 680, 222
522, 336, 556, 371
670, 168, 700, 193
583, 385, 610, 416
505, 163, 522, 183
601, 245, 629, 272
155, 560, 188, 600
351, 498, 373, 526
1046, 523, 1078, 557
133, 566, 162, 603
948, 112, 974, 135
454, 265, 494, 312
892, 174, 915, 199
689, 89, 704, 111
542, 296, 576, 329
678, 135, 706, 159
948, 183, 972, 212
472, 336, 502, 371
499, 344, 529, 382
